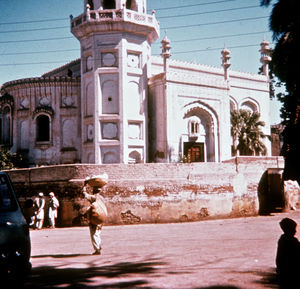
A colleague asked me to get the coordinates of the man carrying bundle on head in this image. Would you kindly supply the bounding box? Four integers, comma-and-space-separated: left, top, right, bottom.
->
83, 173, 108, 255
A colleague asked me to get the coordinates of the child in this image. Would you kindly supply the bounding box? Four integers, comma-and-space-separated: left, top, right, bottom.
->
276, 218, 300, 289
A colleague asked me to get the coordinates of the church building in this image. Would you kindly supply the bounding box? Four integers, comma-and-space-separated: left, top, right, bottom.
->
0, 0, 272, 166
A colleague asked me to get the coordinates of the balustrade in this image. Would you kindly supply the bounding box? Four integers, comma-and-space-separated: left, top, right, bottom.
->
71, 8, 158, 32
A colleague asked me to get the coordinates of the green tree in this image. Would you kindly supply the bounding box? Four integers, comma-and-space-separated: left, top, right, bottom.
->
0, 147, 27, 170
231, 109, 267, 156
260, 0, 300, 183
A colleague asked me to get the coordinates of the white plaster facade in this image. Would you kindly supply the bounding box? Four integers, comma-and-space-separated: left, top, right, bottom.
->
0, 0, 271, 166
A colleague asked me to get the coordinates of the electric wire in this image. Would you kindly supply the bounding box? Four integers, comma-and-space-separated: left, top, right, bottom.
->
158, 5, 260, 19
0, 1, 271, 69
148, 0, 238, 11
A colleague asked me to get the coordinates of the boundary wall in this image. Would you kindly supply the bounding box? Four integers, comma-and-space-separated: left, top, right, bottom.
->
6, 157, 285, 227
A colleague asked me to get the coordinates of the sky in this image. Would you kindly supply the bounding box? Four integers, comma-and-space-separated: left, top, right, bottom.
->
0, 0, 282, 124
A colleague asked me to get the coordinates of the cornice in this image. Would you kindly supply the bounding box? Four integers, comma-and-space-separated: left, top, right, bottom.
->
42, 58, 81, 77
151, 56, 269, 82
1, 76, 81, 93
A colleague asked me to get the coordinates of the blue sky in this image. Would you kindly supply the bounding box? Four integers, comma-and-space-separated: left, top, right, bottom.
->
0, 0, 282, 124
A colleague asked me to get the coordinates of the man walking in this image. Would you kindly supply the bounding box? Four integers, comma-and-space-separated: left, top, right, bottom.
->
83, 174, 108, 255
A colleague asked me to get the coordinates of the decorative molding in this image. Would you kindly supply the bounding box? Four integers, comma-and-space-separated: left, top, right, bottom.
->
0, 93, 14, 109
32, 106, 55, 119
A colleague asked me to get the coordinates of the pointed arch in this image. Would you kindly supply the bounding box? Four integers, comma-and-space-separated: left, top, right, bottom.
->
240, 97, 260, 113
229, 96, 238, 112
182, 101, 219, 162
126, 0, 138, 11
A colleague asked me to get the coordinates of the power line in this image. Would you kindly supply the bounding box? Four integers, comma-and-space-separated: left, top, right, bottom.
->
158, 5, 260, 19
1, 48, 78, 56
0, 18, 67, 26
0, 30, 269, 52
161, 16, 269, 30
0, 36, 74, 44
0, 4, 268, 33
0, 1, 237, 27
148, 0, 237, 11
0, 15, 269, 34
0, 60, 74, 67
0, 26, 69, 34
153, 31, 270, 45
0, 43, 266, 66
167, 43, 262, 55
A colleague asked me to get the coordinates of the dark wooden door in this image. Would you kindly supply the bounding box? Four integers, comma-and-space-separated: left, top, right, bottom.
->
184, 142, 204, 162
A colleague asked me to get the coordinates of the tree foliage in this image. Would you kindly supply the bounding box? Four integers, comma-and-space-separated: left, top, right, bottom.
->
261, 0, 300, 182
0, 147, 26, 170
231, 109, 267, 156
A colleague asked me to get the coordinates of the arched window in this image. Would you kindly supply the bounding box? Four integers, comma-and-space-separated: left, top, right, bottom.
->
36, 114, 50, 142
0, 106, 12, 145
240, 100, 258, 112
188, 116, 200, 138
126, 0, 138, 11
103, 0, 116, 9
129, 150, 141, 163
88, 0, 94, 10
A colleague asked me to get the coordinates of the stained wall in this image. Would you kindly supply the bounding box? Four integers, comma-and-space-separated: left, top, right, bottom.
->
7, 157, 286, 227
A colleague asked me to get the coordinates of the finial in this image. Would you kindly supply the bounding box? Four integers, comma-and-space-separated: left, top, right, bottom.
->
161, 32, 171, 72
221, 45, 231, 80
260, 38, 272, 76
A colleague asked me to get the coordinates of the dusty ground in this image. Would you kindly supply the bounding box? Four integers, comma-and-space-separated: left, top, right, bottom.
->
20, 210, 300, 289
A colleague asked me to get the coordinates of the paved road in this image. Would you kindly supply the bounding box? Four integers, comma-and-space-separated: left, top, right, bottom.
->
21, 210, 300, 289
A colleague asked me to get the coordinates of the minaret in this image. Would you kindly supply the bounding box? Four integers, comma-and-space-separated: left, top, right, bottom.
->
161, 34, 171, 73
221, 46, 231, 81
71, 0, 159, 164
260, 39, 272, 77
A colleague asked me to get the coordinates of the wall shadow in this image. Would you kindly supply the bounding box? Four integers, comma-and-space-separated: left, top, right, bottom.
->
257, 170, 286, 215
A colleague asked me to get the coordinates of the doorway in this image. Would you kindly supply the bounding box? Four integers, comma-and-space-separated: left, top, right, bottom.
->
184, 142, 204, 162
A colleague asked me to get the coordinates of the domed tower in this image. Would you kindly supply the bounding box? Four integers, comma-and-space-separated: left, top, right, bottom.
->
71, 0, 159, 163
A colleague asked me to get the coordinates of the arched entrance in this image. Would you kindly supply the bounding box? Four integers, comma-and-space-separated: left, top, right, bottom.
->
182, 102, 219, 162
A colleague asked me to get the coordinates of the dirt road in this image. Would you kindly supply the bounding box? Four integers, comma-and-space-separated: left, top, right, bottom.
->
22, 210, 300, 288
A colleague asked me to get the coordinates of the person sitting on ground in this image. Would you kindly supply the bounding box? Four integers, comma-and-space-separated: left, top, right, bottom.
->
276, 217, 300, 289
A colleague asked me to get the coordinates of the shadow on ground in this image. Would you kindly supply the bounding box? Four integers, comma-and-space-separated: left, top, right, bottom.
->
6, 260, 278, 289
253, 269, 279, 288
21, 260, 164, 289
195, 287, 241, 289
227, 269, 279, 289
32, 253, 91, 258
